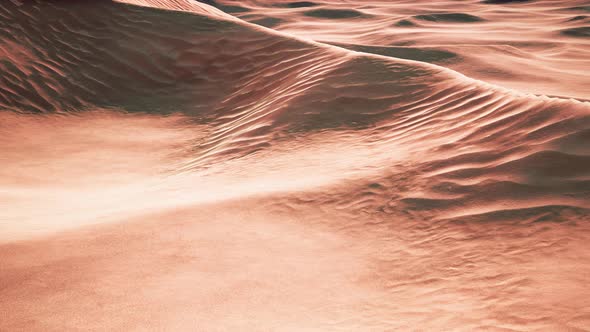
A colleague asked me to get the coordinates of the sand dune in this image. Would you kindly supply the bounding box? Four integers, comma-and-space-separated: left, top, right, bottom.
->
215, 0, 590, 99
1, 0, 589, 331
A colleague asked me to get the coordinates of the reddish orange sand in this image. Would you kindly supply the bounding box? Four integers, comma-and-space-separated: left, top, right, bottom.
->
1, 0, 590, 331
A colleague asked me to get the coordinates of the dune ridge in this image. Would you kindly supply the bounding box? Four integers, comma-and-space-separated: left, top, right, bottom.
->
210, 0, 590, 99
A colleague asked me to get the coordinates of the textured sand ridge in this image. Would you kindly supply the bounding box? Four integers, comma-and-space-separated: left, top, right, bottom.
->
213, 0, 590, 99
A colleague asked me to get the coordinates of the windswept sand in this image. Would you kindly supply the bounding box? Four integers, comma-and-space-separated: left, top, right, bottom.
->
1, 0, 590, 331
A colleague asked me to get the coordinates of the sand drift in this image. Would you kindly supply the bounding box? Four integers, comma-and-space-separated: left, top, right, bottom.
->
1, 0, 590, 331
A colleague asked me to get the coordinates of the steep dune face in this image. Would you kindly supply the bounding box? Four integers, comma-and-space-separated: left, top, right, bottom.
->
211, 0, 590, 99
1, 0, 590, 331
0, 0, 282, 114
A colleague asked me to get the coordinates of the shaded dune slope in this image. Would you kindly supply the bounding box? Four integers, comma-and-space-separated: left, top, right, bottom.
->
1, 0, 589, 222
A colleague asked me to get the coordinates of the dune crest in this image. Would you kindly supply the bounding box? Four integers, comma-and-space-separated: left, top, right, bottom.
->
115, 0, 236, 19
210, 0, 590, 99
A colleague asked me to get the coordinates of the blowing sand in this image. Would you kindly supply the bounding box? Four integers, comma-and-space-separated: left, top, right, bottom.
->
1, 0, 590, 331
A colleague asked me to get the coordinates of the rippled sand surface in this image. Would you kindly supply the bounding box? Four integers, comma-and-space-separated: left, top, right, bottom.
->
221, 0, 590, 99
1, 1, 589, 331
